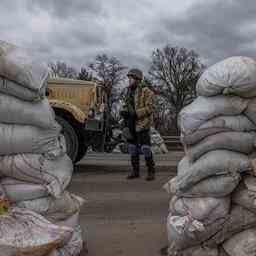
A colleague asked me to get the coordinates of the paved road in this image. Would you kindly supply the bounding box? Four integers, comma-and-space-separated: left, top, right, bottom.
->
69, 151, 183, 256
76, 152, 184, 173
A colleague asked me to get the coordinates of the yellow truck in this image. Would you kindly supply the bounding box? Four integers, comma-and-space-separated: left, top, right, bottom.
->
47, 78, 106, 163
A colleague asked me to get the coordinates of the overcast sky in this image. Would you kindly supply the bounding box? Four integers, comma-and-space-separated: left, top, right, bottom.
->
1, 0, 256, 72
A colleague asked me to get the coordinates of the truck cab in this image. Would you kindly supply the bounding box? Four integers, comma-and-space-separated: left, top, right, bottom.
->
47, 78, 106, 163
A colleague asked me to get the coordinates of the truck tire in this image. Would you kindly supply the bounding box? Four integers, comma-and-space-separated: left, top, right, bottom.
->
75, 133, 88, 163
55, 115, 79, 163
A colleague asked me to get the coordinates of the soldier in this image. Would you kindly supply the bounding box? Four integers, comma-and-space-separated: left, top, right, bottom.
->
120, 68, 156, 181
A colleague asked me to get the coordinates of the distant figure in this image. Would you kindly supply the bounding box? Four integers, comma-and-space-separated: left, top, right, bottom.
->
120, 68, 156, 181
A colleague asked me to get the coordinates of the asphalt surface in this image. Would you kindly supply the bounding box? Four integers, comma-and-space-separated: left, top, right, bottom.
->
68, 151, 183, 256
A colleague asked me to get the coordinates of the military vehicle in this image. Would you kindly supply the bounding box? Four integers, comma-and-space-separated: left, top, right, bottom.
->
47, 78, 107, 163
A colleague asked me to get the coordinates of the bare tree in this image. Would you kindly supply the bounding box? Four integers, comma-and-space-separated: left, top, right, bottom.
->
49, 61, 78, 79
89, 54, 127, 109
149, 45, 205, 132
78, 67, 93, 81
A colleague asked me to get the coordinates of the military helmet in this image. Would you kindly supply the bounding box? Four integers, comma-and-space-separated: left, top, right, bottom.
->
127, 68, 143, 80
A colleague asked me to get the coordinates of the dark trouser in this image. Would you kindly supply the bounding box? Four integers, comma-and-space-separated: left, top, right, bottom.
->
127, 129, 155, 176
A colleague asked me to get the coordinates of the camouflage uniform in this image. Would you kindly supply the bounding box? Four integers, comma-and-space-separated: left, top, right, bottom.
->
121, 69, 155, 181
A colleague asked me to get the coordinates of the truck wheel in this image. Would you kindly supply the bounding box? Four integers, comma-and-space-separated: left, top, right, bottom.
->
55, 115, 79, 163
75, 133, 88, 163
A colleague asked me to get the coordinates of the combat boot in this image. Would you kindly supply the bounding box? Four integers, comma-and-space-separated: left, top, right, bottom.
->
127, 166, 140, 179
145, 157, 155, 181
127, 155, 140, 179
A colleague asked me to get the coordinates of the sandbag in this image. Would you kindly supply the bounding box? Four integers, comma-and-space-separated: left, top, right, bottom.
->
196, 56, 256, 98
167, 213, 226, 253
223, 229, 256, 256
48, 225, 83, 256
245, 98, 256, 126
232, 176, 256, 214
179, 96, 248, 135
0, 93, 56, 128
186, 132, 256, 162
169, 196, 230, 225
57, 211, 80, 228
16, 191, 85, 222
1, 178, 48, 202
0, 207, 73, 256
181, 115, 256, 145
204, 205, 256, 247
0, 76, 44, 101
164, 173, 240, 198
172, 151, 251, 193
0, 154, 73, 197
0, 40, 48, 97
50, 212, 84, 256
170, 246, 218, 256
219, 247, 229, 256
0, 123, 65, 157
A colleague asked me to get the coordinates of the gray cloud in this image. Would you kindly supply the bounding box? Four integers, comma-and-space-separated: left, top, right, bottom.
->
146, 0, 256, 65
0, 0, 255, 71
26, 0, 102, 19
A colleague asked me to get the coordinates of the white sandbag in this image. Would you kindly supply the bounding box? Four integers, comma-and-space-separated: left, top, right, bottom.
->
179, 96, 248, 135
181, 115, 256, 145
0, 76, 44, 101
232, 175, 256, 214
167, 212, 226, 253
0, 207, 73, 256
0, 154, 73, 197
48, 227, 83, 256
223, 229, 256, 256
197, 56, 256, 98
0, 93, 56, 128
172, 150, 251, 193
204, 205, 256, 247
0, 40, 48, 95
49, 212, 84, 256
57, 211, 80, 228
186, 132, 256, 162
164, 173, 240, 198
169, 246, 218, 256
169, 196, 230, 225
16, 191, 85, 222
48, 225, 83, 256
1, 177, 48, 202
219, 247, 229, 256
245, 98, 256, 126
0, 123, 65, 157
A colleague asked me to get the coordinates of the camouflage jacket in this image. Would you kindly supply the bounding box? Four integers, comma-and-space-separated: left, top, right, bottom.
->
123, 83, 154, 132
